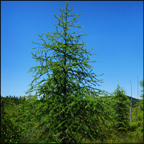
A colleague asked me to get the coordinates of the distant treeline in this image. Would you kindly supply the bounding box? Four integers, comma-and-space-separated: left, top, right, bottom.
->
1, 93, 140, 109
1, 95, 27, 108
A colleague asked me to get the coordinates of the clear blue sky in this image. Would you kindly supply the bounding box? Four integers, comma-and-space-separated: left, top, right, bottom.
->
1, 1, 143, 100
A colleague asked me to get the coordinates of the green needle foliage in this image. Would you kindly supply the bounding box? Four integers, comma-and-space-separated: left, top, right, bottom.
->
12, 1, 116, 143
111, 84, 130, 133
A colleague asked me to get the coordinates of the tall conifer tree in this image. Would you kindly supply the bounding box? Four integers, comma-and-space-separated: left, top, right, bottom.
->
13, 2, 114, 143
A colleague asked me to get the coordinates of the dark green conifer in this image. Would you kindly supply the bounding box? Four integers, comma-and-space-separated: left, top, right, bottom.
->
111, 84, 130, 132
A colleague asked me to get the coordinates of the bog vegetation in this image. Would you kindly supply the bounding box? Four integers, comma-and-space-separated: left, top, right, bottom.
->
1, 84, 143, 143
1, 1, 143, 143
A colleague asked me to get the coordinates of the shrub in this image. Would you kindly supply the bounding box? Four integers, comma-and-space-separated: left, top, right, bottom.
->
1, 110, 23, 143
128, 121, 143, 132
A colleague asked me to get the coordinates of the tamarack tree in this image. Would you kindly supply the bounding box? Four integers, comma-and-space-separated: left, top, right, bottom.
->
13, 1, 115, 143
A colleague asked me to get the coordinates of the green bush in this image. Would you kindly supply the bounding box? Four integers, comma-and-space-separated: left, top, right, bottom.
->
1, 110, 23, 143
128, 121, 143, 132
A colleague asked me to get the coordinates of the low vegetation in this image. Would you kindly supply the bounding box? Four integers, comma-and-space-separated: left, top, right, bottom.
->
1, 87, 143, 143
